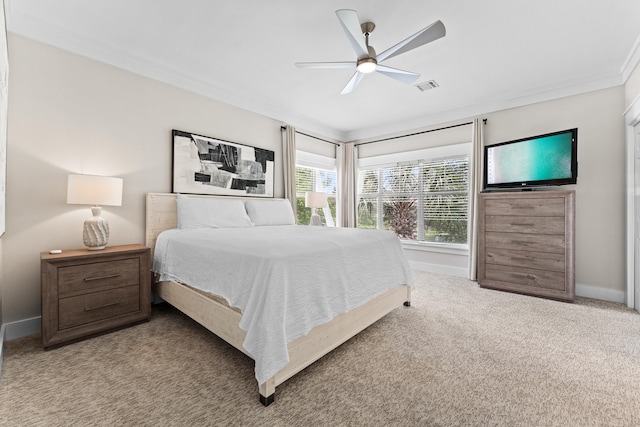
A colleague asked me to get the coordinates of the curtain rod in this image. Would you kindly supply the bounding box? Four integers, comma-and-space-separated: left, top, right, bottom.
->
280, 126, 340, 146
353, 121, 474, 147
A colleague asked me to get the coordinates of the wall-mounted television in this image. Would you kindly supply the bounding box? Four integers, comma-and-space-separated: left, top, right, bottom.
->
483, 128, 577, 190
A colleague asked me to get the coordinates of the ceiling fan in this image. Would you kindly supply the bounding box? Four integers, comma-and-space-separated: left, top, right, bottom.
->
295, 9, 446, 95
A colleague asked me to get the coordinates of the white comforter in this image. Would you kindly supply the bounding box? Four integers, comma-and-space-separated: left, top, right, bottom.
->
152, 225, 413, 385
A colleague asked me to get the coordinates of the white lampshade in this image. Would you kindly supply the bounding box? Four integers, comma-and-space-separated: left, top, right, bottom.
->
305, 191, 328, 209
67, 174, 123, 206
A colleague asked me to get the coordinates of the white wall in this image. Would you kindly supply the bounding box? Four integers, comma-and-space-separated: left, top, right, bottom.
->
1, 34, 285, 325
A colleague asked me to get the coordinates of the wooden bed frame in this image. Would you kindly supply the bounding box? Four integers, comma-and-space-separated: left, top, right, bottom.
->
145, 192, 411, 405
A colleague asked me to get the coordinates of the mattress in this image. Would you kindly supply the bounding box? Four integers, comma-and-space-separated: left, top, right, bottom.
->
153, 225, 413, 385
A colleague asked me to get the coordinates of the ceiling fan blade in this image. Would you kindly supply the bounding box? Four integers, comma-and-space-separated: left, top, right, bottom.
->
375, 65, 420, 84
335, 9, 368, 58
340, 72, 365, 95
376, 20, 446, 63
295, 61, 356, 69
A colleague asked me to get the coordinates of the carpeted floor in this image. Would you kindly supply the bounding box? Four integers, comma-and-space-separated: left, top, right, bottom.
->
1, 271, 639, 426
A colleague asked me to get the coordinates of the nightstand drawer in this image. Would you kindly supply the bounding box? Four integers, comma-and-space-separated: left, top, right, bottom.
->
58, 285, 141, 330
58, 258, 140, 298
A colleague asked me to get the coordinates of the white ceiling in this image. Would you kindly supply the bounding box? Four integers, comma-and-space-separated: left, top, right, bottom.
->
6, 0, 640, 141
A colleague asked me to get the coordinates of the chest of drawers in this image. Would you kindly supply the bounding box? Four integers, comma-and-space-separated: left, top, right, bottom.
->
41, 244, 151, 349
477, 191, 575, 301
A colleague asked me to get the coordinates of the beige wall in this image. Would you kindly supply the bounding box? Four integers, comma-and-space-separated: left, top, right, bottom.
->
1, 34, 285, 324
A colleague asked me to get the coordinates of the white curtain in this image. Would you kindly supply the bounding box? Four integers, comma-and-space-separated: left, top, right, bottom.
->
467, 118, 484, 280
337, 143, 358, 227
281, 125, 297, 219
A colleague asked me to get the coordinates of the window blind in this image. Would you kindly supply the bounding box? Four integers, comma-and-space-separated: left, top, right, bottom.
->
357, 154, 469, 244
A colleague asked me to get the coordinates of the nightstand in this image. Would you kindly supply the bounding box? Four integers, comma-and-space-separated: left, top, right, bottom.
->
41, 244, 151, 349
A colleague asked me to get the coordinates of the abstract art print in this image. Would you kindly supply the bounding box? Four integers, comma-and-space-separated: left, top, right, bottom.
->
172, 130, 275, 197
0, 0, 8, 237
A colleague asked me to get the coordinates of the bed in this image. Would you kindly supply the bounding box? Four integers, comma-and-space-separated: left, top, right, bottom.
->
145, 192, 413, 405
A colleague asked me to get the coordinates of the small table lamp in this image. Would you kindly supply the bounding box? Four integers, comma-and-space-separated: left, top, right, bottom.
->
305, 191, 328, 226
67, 174, 123, 250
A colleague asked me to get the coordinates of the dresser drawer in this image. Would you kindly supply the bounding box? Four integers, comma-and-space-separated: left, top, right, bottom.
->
484, 264, 566, 291
484, 197, 566, 217
58, 285, 141, 330
58, 258, 140, 298
485, 215, 565, 234
485, 231, 565, 253
485, 248, 565, 272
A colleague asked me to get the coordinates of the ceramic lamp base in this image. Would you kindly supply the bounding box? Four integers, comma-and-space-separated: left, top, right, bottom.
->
310, 213, 321, 226
83, 206, 110, 250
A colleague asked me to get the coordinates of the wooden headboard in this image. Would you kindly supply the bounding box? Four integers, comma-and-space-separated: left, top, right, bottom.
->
145, 193, 286, 252
145, 193, 179, 251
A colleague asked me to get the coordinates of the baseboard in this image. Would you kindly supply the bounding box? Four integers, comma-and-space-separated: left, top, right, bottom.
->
4, 316, 41, 341
575, 283, 625, 304
0, 324, 5, 378
409, 260, 468, 278
409, 264, 625, 304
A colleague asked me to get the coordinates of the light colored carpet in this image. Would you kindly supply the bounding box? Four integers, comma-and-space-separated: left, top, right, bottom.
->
0, 271, 639, 426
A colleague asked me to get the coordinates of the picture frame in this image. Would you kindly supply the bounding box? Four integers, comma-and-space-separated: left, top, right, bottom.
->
0, 0, 8, 237
172, 130, 275, 198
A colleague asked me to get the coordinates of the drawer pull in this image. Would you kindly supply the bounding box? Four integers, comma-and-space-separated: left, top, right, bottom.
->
84, 302, 120, 312
512, 272, 536, 280
510, 223, 534, 227
84, 273, 121, 282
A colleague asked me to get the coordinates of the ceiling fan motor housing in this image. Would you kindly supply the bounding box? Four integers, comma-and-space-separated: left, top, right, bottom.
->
357, 23, 378, 73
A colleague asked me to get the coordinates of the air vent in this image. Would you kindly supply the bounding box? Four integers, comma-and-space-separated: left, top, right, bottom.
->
415, 80, 439, 92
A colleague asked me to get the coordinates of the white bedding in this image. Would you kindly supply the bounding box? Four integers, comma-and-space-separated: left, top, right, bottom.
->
152, 225, 413, 385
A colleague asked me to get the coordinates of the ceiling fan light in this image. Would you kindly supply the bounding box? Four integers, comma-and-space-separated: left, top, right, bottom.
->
357, 58, 377, 74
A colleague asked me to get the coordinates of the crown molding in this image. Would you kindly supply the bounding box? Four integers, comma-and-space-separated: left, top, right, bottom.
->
343, 73, 623, 142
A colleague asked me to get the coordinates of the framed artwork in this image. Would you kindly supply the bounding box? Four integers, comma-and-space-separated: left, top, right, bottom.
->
172, 130, 275, 198
0, 0, 8, 237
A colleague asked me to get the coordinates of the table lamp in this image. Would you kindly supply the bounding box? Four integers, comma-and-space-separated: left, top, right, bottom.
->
305, 191, 328, 226
67, 174, 123, 250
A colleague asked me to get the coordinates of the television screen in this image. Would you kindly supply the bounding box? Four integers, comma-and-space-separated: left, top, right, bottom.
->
484, 128, 577, 189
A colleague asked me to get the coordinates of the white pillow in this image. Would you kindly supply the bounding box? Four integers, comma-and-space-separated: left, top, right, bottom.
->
244, 199, 296, 226
176, 195, 254, 229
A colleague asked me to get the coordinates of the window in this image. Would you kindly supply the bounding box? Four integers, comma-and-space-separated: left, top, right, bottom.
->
295, 152, 337, 226
357, 145, 469, 244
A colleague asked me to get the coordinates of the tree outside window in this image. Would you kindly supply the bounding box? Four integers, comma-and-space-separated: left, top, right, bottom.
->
357, 156, 469, 244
